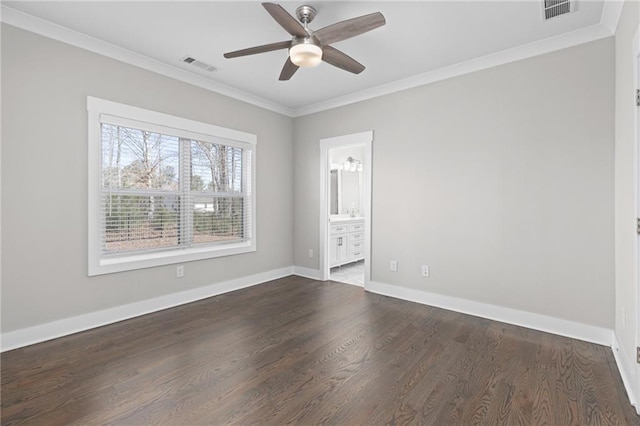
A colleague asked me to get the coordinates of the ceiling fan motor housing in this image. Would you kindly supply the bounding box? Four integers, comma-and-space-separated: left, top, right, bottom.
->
296, 5, 317, 24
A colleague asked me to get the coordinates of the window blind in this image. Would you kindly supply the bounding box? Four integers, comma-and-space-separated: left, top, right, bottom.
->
100, 123, 252, 257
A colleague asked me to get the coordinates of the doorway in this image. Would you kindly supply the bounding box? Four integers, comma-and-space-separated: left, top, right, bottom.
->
319, 131, 373, 287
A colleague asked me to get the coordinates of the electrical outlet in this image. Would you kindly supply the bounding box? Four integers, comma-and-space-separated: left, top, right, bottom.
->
308, 249, 314, 258
390, 260, 398, 272
421, 265, 430, 277
176, 265, 185, 278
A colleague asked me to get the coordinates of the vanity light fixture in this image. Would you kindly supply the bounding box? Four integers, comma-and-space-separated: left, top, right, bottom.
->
343, 157, 362, 172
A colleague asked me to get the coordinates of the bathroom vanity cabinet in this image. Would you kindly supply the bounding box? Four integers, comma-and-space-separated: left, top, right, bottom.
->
329, 219, 364, 267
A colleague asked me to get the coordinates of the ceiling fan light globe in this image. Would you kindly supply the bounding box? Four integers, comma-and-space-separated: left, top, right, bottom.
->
289, 43, 322, 68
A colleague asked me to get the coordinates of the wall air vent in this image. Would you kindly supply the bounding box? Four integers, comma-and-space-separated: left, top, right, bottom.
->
543, 0, 572, 20
181, 56, 217, 72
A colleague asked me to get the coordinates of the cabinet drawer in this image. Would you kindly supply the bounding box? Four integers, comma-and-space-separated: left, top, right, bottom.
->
350, 241, 364, 252
351, 250, 364, 258
330, 225, 349, 235
350, 223, 364, 232
350, 232, 364, 242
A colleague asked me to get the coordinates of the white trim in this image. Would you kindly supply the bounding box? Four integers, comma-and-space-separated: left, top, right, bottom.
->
600, 0, 625, 35
292, 266, 321, 280
97, 243, 256, 275
366, 280, 614, 346
87, 96, 257, 276
1, 5, 616, 119
320, 146, 328, 281
612, 333, 639, 411
362, 140, 372, 288
1, 267, 294, 352
293, 24, 612, 117
88, 96, 257, 145
319, 132, 373, 284
0, 4, 3, 351
633, 23, 640, 415
0, 269, 621, 359
0, 6, 294, 117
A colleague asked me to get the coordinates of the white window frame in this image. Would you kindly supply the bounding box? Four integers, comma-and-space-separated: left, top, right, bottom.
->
87, 96, 257, 276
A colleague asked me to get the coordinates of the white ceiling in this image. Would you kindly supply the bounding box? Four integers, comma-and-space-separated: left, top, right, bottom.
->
3, 1, 610, 115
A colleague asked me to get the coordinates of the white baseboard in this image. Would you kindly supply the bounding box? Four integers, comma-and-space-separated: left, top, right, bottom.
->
1, 266, 294, 352
612, 333, 639, 413
369, 281, 640, 412
366, 280, 614, 346
3, 270, 635, 413
292, 266, 321, 280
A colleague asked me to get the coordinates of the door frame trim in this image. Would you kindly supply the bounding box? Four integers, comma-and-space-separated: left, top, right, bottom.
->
319, 131, 373, 286
633, 23, 640, 413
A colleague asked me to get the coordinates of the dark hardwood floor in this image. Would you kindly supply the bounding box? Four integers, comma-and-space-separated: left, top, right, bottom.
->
2, 276, 639, 425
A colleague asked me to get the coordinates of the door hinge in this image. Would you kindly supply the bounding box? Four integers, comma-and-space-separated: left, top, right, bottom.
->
637, 218, 640, 235
637, 89, 640, 106
637, 347, 640, 363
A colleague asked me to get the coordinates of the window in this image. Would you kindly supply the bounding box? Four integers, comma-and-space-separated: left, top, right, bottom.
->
87, 97, 256, 275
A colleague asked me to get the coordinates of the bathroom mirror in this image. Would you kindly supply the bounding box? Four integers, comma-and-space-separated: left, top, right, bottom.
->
340, 169, 360, 216
329, 146, 364, 218
329, 166, 361, 217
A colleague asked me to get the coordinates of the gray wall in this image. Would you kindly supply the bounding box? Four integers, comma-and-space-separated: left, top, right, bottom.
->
294, 38, 615, 328
1, 22, 618, 335
1, 24, 294, 332
614, 0, 640, 378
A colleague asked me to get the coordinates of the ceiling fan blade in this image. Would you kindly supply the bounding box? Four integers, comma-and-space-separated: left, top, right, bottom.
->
314, 12, 385, 45
279, 57, 299, 80
224, 40, 291, 59
262, 3, 309, 38
322, 46, 365, 74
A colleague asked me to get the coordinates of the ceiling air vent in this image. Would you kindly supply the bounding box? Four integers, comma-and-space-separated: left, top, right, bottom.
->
181, 56, 217, 72
543, 0, 572, 20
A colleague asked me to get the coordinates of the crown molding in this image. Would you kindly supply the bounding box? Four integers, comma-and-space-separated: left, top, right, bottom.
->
293, 23, 612, 117
600, 0, 625, 35
0, 5, 295, 117
1, 4, 616, 119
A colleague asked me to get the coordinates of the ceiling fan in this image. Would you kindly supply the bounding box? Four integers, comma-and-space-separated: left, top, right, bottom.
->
223, 3, 386, 81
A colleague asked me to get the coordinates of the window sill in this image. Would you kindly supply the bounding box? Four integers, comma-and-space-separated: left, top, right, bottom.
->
88, 241, 255, 276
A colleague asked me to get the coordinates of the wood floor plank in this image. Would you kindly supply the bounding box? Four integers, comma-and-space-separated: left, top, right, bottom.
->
2, 277, 638, 425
